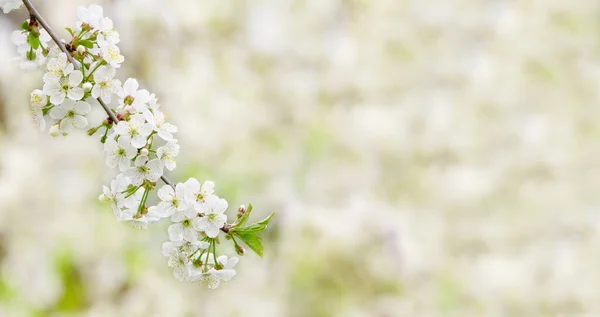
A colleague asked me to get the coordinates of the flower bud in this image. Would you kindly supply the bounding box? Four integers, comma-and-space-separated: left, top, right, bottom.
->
98, 193, 108, 203
77, 45, 86, 55
82, 82, 93, 92
237, 205, 246, 218
140, 148, 149, 156
235, 245, 245, 256
49, 124, 61, 137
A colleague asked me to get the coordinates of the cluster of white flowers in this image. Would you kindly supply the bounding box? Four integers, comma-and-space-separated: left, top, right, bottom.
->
4, 2, 276, 289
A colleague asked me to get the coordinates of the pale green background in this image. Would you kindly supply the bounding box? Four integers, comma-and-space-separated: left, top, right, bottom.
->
0, 0, 600, 316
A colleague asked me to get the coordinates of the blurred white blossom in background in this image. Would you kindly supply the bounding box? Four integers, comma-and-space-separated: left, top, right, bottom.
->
1, 0, 600, 316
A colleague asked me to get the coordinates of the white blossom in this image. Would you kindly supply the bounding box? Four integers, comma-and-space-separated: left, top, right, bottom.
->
117, 78, 150, 113
148, 183, 188, 218
192, 196, 228, 238
167, 250, 193, 281
29, 89, 47, 131
148, 109, 178, 141
157, 140, 180, 171
99, 174, 139, 215
112, 113, 153, 148
1, 0, 23, 14
11, 28, 51, 70
77, 4, 104, 30
215, 255, 238, 281
125, 155, 164, 186
91, 66, 121, 103
168, 207, 200, 242
49, 99, 91, 133
43, 70, 84, 105
184, 178, 215, 211
100, 43, 124, 68
104, 136, 137, 171
43, 53, 72, 83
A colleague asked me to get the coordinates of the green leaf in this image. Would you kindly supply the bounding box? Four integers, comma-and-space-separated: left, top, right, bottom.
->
78, 39, 94, 49
233, 232, 264, 257
21, 21, 28, 31
234, 212, 274, 234
27, 32, 40, 50
65, 27, 74, 36
236, 204, 253, 227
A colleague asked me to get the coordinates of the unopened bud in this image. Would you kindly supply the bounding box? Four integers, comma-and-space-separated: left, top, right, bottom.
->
49, 124, 61, 137
140, 148, 149, 156
237, 205, 246, 218
82, 82, 93, 92
77, 45, 86, 55
235, 245, 245, 256
87, 126, 99, 136
98, 193, 108, 203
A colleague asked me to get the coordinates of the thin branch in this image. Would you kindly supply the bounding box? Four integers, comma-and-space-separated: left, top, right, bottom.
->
22, 0, 175, 189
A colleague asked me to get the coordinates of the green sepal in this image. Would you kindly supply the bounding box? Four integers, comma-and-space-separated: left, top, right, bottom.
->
21, 21, 28, 31
65, 27, 74, 36
41, 104, 53, 116
27, 32, 41, 50
26, 49, 37, 61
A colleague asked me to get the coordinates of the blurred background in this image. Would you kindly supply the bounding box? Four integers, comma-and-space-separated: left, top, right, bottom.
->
1, 0, 600, 316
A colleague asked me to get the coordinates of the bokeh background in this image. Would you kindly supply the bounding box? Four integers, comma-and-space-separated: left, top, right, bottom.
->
1, 0, 600, 316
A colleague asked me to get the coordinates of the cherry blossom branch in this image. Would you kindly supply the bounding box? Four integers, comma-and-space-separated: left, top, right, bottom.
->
3, 0, 275, 288
22, 0, 175, 189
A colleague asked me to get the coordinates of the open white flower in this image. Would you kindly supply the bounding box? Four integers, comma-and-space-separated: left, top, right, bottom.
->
98, 28, 120, 46
43, 70, 84, 105
11, 28, 51, 70
1, 0, 23, 13
117, 78, 150, 113
91, 66, 121, 103
49, 99, 91, 133
125, 155, 164, 186
184, 178, 215, 211
148, 183, 189, 218
167, 250, 193, 281
215, 255, 238, 281
104, 136, 137, 171
157, 140, 180, 171
192, 269, 221, 289
148, 109, 178, 141
99, 174, 138, 215
101, 43, 124, 68
43, 53, 73, 83
113, 113, 153, 148
30, 89, 47, 131
77, 4, 104, 30
168, 208, 200, 242
192, 196, 227, 238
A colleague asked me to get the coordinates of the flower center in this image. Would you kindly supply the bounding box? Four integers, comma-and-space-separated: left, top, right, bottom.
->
66, 110, 76, 118
107, 47, 120, 61
124, 95, 134, 105
137, 166, 148, 174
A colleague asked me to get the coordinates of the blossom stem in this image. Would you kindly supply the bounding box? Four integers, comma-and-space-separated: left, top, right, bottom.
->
86, 61, 104, 81
211, 239, 218, 268
22, 0, 176, 190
